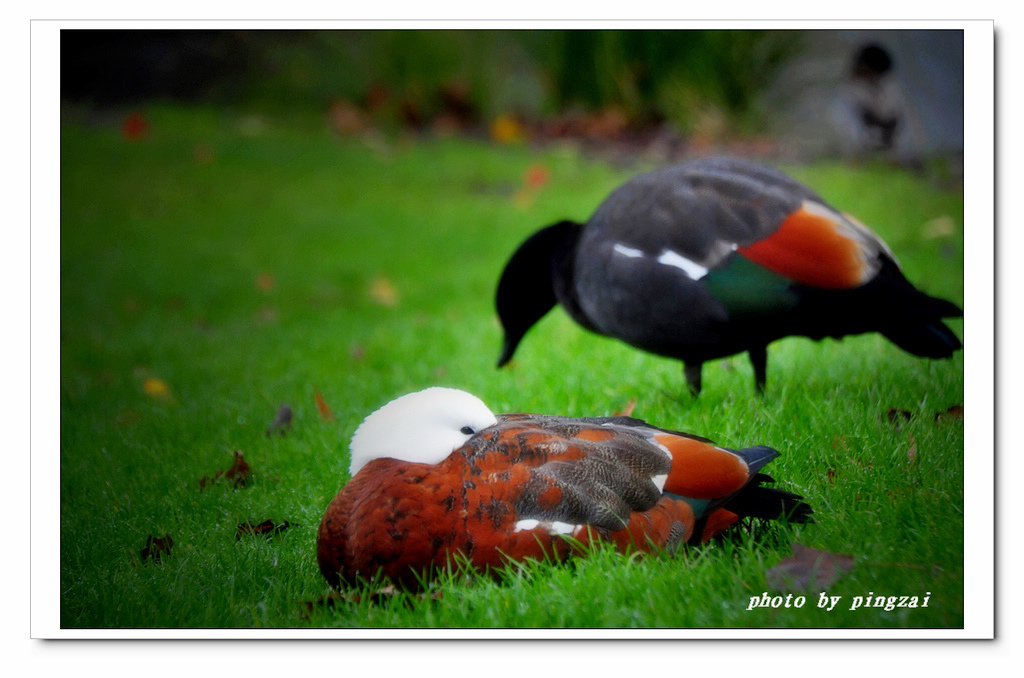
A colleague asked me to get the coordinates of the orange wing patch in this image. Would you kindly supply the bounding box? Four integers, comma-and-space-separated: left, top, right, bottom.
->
534, 482, 563, 511
737, 201, 870, 289
654, 434, 751, 499
572, 427, 617, 442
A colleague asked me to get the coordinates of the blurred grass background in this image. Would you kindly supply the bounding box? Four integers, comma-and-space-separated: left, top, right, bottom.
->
59, 30, 964, 629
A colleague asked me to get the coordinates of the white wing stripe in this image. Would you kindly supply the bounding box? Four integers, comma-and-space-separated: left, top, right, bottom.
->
657, 249, 709, 280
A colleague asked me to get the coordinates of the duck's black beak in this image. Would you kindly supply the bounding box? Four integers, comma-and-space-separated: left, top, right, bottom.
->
497, 334, 521, 368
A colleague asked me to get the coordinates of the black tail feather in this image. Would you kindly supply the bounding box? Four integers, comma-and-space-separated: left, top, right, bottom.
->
687, 473, 813, 546
726, 473, 815, 524
733, 445, 781, 476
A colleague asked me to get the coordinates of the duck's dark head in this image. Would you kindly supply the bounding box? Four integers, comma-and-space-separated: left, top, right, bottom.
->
495, 221, 583, 367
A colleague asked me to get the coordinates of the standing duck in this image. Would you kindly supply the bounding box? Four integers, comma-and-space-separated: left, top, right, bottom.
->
316, 388, 811, 589
495, 156, 962, 394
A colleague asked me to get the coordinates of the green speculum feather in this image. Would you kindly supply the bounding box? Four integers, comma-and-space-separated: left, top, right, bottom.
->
703, 254, 797, 318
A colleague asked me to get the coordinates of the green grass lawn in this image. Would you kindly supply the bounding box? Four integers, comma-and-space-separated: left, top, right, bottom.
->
59, 105, 964, 630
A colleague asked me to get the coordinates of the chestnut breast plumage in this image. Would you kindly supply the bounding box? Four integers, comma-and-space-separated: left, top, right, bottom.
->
316, 390, 811, 589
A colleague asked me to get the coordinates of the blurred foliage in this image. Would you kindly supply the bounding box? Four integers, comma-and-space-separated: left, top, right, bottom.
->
549, 30, 803, 133
62, 29, 806, 136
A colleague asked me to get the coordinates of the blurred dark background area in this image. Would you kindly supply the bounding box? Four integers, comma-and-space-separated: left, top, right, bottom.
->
61, 30, 252, 105
60, 29, 965, 170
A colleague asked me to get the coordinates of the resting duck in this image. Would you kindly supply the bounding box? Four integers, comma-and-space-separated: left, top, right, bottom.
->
495, 156, 962, 394
316, 388, 812, 589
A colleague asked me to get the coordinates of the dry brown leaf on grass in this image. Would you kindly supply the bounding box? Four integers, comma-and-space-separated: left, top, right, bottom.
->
121, 112, 149, 140
223, 450, 251, 486
315, 391, 335, 421
523, 163, 550, 190
935, 404, 963, 422
327, 98, 367, 136
143, 376, 172, 402
255, 272, 276, 292
199, 450, 252, 489
235, 519, 296, 540
140, 534, 173, 562
765, 544, 855, 591
614, 397, 637, 417
884, 408, 913, 428
368, 276, 399, 307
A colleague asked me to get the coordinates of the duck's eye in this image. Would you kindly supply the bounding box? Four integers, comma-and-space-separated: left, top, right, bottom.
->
460, 426, 475, 435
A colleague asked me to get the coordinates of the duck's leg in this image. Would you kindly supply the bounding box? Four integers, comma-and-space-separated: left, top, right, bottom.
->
749, 345, 768, 395
684, 362, 703, 396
